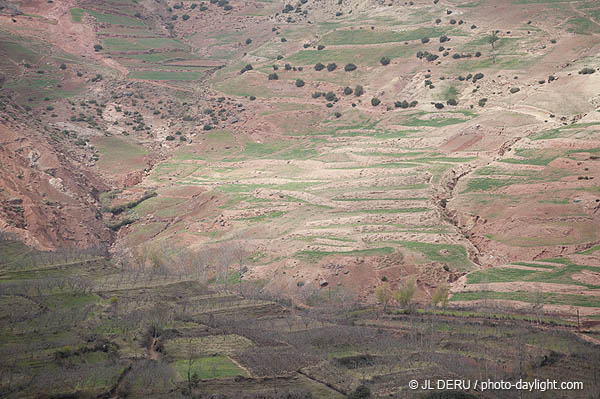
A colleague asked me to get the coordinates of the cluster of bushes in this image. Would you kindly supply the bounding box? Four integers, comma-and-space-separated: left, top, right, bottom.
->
281, 1, 308, 17
579, 67, 596, 75
456, 73, 484, 83
312, 91, 338, 102
315, 62, 336, 71
416, 51, 438, 62
452, 53, 473, 60
208, 0, 233, 11
394, 100, 418, 108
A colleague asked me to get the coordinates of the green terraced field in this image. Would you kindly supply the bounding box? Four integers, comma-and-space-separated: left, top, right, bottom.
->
70, 8, 145, 26
102, 38, 188, 52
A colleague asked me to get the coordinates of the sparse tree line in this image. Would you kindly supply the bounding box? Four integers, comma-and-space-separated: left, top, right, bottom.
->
374, 276, 449, 313
112, 241, 246, 291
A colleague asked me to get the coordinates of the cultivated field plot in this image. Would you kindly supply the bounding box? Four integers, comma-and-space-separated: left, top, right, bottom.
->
68, 0, 217, 83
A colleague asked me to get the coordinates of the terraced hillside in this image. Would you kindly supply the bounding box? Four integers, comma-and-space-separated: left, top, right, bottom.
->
0, 0, 600, 366
85, 0, 599, 317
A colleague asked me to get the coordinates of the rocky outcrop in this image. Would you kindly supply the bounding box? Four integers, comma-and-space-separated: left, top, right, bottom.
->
0, 122, 111, 250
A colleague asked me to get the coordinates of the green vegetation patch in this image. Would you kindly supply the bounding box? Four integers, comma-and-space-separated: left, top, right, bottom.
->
451, 291, 600, 308
462, 177, 523, 193
512, 262, 556, 269
233, 210, 287, 222
401, 112, 469, 127
284, 44, 416, 66
70, 8, 145, 26
102, 38, 188, 52
294, 247, 394, 261
580, 244, 600, 255
319, 27, 457, 45
566, 17, 600, 34
361, 208, 430, 214
466, 263, 600, 288
93, 137, 147, 174
242, 141, 317, 160
133, 196, 185, 218
392, 241, 474, 271
173, 356, 247, 381
466, 268, 541, 284
128, 70, 205, 81
164, 336, 254, 357
499, 148, 563, 166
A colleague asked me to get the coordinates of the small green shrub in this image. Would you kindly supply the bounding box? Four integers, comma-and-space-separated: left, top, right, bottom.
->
240, 64, 253, 74
325, 91, 336, 101
344, 63, 357, 71
472, 72, 484, 82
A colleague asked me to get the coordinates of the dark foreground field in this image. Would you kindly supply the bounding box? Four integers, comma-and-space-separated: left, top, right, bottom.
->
1, 239, 599, 399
